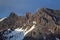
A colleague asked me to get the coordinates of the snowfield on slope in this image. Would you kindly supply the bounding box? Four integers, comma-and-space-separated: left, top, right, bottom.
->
0, 17, 6, 22
3, 21, 36, 40
1, 20, 60, 40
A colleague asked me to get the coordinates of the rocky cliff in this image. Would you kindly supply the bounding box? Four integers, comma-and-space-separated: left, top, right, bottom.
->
0, 8, 60, 40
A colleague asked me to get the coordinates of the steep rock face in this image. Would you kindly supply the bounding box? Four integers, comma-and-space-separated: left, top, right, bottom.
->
23, 8, 60, 40
0, 12, 19, 30
0, 8, 60, 40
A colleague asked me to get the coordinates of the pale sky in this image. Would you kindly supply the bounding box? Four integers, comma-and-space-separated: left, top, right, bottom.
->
0, 0, 60, 18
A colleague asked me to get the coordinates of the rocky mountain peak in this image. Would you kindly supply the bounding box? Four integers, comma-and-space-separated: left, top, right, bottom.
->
9, 12, 18, 18
0, 8, 60, 40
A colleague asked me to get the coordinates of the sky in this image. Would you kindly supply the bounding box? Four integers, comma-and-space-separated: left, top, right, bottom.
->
0, 0, 60, 18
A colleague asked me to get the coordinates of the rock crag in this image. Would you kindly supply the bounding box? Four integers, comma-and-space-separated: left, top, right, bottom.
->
0, 8, 60, 40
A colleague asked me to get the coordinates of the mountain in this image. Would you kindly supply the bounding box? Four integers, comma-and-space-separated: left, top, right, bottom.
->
0, 8, 60, 40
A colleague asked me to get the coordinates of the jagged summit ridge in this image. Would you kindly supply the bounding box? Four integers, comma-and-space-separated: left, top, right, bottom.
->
0, 8, 60, 40
9, 12, 18, 18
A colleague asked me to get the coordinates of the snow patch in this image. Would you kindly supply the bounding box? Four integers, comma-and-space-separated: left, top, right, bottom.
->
3, 29, 24, 40
33, 21, 36, 24
56, 38, 60, 40
48, 29, 54, 33
0, 17, 6, 22
24, 24, 35, 36
24, 21, 36, 36
15, 27, 23, 32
